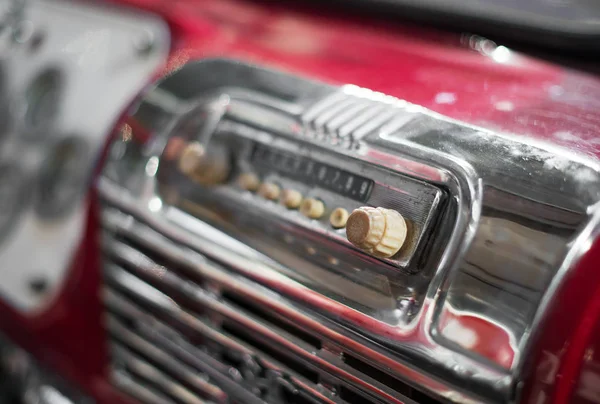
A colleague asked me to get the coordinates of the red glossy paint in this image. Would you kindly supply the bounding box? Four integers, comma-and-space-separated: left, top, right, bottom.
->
122, 0, 600, 158
2, 0, 600, 403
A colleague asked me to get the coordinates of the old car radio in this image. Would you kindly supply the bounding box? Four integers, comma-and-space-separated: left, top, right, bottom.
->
98, 58, 600, 403
162, 100, 445, 272
102, 60, 460, 327
4, 0, 600, 403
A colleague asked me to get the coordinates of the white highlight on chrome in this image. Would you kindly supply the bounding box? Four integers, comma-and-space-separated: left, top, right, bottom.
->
491, 46, 511, 63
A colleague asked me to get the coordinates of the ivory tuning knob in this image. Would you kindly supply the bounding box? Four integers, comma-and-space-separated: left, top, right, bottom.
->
330, 207, 349, 228
346, 206, 407, 258
178, 141, 231, 186
258, 182, 281, 200
281, 189, 303, 209
300, 198, 325, 219
237, 172, 260, 191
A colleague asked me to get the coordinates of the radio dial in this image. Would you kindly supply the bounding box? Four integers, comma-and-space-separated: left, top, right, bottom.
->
346, 207, 407, 258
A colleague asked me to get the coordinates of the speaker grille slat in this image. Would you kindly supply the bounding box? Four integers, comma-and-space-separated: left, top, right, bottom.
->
106, 311, 227, 403
111, 370, 179, 404
101, 203, 444, 404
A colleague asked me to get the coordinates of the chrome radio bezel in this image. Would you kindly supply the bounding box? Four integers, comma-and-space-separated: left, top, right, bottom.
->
100, 58, 600, 403
157, 104, 448, 273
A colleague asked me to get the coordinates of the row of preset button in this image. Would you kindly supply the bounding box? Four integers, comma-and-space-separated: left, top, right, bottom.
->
236, 172, 349, 228
236, 172, 408, 258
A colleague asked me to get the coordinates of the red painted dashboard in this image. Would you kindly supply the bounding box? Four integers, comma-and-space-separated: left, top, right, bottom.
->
1, 0, 600, 403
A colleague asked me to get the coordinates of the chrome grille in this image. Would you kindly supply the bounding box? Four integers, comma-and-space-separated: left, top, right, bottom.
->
100, 203, 444, 404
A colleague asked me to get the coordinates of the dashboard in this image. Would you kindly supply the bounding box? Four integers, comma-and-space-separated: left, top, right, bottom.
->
1, 0, 600, 404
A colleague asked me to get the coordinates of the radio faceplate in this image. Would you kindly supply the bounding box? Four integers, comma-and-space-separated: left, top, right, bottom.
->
148, 91, 453, 324
100, 59, 600, 402
159, 114, 446, 272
